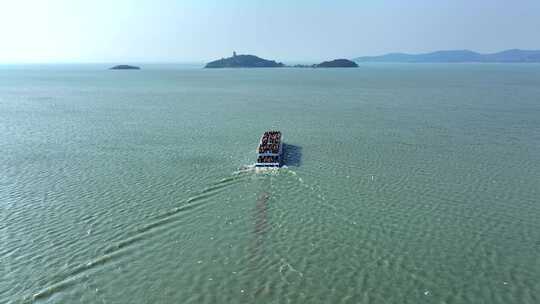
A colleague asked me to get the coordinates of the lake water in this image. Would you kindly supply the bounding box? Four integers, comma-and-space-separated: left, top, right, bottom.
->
1, 64, 539, 303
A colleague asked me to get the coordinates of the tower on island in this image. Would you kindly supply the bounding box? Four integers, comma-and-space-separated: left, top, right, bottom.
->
233, 51, 237, 57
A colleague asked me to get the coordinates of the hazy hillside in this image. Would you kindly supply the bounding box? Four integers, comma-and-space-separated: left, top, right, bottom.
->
355, 49, 540, 63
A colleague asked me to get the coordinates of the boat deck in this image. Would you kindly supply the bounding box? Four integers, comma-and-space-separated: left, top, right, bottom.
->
255, 131, 282, 167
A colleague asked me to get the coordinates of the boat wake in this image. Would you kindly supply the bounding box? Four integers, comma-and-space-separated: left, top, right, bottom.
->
25, 170, 253, 303
235, 164, 285, 175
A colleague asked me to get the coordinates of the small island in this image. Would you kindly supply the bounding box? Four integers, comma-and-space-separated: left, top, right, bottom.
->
205, 52, 284, 68
110, 65, 140, 70
294, 59, 359, 68
315, 59, 358, 68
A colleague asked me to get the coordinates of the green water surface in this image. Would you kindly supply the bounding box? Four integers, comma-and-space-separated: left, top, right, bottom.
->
1, 64, 539, 303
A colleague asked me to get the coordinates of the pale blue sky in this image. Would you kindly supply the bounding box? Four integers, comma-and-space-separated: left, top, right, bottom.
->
1, 0, 539, 63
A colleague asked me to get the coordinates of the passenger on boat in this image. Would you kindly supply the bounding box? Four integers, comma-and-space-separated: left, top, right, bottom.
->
257, 155, 278, 163
261, 131, 281, 144
258, 143, 280, 153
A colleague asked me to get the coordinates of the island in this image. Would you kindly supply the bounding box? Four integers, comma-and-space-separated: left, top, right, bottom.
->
315, 59, 358, 68
292, 59, 358, 68
205, 52, 284, 68
204, 53, 360, 68
110, 65, 140, 70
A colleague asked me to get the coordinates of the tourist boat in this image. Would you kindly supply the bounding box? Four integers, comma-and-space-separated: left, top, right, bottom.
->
255, 131, 283, 167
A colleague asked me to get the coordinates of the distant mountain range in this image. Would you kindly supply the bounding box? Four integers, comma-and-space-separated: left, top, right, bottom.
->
354, 49, 540, 63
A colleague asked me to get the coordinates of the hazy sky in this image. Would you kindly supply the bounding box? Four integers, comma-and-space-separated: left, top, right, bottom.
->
1, 0, 539, 63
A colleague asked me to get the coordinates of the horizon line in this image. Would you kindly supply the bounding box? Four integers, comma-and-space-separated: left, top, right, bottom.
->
2, 48, 540, 65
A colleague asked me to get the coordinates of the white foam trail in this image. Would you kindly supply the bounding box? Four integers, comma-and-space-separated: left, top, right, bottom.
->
235, 164, 282, 174
235, 164, 256, 173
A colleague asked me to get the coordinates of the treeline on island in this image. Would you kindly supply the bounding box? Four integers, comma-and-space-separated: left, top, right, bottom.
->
204, 53, 358, 68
